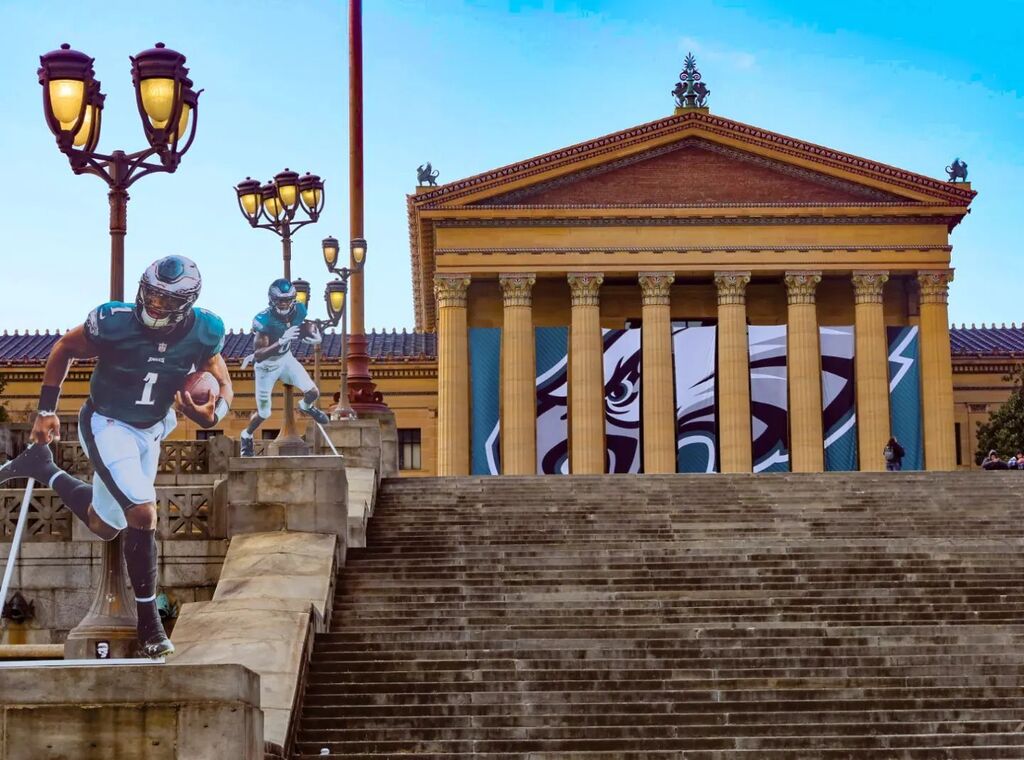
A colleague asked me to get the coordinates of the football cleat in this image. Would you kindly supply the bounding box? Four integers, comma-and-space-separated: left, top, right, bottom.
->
0, 443, 56, 487
268, 278, 297, 319
136, 256, 202, 331
140, 631, 175, 659
137, 613, 175, 659
240, 434, 255, 458
298, 401, 330, 425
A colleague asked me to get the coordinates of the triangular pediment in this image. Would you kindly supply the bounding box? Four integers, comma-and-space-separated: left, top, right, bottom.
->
470, 138, 902, 206
412, 110, 975, 209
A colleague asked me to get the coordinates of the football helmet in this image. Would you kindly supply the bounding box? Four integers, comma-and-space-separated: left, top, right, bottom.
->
135, 256, 202, 330
268, 278, 297, 319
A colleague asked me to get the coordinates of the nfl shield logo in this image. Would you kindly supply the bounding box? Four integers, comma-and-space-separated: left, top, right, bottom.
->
158, 342, 167, 353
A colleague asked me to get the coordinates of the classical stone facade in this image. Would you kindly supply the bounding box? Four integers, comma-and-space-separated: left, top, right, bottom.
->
408, 107, 975, 474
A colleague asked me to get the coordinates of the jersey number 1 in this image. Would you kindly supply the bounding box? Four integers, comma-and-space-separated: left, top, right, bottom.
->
136, 372, 159, 406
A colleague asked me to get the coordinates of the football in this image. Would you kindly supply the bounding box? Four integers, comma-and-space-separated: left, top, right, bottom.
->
181, 371, 219, 406
299, 321, 319, 341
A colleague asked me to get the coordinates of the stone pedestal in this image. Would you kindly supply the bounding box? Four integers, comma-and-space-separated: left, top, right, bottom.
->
320, 419, 381, 473
227, 456, 348, 543
355, 409, 399, 478
0, 663, 263, 760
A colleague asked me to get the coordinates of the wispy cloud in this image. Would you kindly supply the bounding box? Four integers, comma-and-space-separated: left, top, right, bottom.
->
679, 36, 757, 71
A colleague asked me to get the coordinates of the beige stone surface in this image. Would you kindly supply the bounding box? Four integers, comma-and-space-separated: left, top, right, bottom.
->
0, 663, 261, 760
227, 456, 348, 541
171, 529, 340, 750
172, 597, 314, 750
347, 466, 376, 547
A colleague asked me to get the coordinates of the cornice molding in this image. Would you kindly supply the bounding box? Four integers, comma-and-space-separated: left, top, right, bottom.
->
435, 244, 951, 255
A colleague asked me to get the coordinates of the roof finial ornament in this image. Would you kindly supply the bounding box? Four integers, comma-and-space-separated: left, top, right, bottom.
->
945, 158, 968, 183
673, 53, 710, 111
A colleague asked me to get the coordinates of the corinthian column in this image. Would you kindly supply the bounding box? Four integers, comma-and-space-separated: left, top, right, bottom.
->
435, 274, 471, 476
567, 272, 605, 474
785, 271, 824, 472
918, 270, 956, 470
852, 271, 891, 471
715, 272, 752, 473
639, 272, 675, 473
499, 273, 537, 475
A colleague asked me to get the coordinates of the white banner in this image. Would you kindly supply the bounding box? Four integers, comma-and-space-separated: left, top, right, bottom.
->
672, 324, 717, 473
603, 328, 642, 473
749, 325, 789, 472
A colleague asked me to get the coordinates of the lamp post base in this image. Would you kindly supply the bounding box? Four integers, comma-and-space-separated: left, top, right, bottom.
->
346, 333, 389, 414
64, 535, 138, 660
267, 436, 311, 457
271, 386, 311, 456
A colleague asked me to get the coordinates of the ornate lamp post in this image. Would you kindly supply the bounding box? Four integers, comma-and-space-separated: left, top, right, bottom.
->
38, 42, 200, 299
321, 236, 365, 420
37, 41, 201, 659
234, 169, 325, 455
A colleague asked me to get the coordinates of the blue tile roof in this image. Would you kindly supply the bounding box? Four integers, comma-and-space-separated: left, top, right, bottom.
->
0, 328, 437, 365
950, 324, 1024, 356
1, 325, 1021, 365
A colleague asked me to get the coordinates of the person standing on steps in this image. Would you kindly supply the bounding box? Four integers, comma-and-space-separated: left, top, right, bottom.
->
883, 437, 906, 471
239, 278, 330, 456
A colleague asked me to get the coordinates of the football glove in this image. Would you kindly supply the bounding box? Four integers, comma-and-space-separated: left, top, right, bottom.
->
280, 325, 301, 348
301, 322, 322, 346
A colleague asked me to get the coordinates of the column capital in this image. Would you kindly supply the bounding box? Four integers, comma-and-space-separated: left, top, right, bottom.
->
918, 269, 954, 304
784, 271, 822, 305
851, 270, 890, 304
567, 272, 604, 307
434, 274, 472, 309
714, 271, 751, 305
638, 272, 675, 306
499, 273, 536, 307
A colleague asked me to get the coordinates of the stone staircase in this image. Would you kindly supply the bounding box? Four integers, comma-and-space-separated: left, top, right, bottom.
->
294, 472, 1024, 758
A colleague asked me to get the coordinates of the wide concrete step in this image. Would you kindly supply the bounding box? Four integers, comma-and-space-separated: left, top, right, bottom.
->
292, 473, 1024, 759
296, 732, 1024, 755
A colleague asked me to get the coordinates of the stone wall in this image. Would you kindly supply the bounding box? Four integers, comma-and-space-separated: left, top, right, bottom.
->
0, 539, 227, 644
0, 662, 263, 760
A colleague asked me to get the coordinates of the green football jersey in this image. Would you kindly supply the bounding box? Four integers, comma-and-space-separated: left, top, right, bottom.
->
84, 302, 225, 427
251, 302, 308, 358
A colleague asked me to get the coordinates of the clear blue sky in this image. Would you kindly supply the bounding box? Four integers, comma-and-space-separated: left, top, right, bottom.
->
0, 0, 1021, 333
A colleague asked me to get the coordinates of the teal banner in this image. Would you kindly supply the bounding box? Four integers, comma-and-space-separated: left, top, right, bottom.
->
887, 326, 923, 470
535, 326, 570, 475
469, 327, 501, 475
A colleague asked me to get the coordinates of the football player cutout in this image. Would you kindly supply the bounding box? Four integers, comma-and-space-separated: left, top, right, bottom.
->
0, 255, 232, 658
238, 278, 329, 456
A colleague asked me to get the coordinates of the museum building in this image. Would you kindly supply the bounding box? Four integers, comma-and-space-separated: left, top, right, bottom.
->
3, 62, 1021, 476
